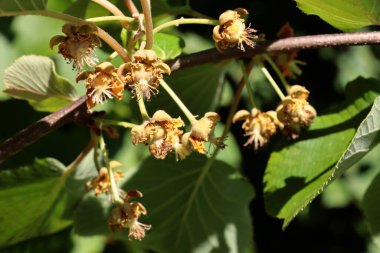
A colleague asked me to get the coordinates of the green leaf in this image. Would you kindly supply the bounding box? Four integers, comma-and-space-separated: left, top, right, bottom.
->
147, 63, 227, 117
0, 158, 72, 248
73, 156, 255, 253
0, 34, 19, 101
3, 55, 78, 112
0, 0, 47, 16
153, 33, 185, 60
362, 171, 380, 247
295, 0, 380, 31
264, 77, 380, 228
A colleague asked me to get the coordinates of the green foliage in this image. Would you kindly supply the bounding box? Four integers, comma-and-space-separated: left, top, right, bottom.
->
0, 158, 72, 248
153, 33, 185, 60
74, 156, 254, 253
3, 55, 78, 112
295, 0, 380, 31
0, 0, 47, 15
264, 77, 380, 228
363, 171, 380, 247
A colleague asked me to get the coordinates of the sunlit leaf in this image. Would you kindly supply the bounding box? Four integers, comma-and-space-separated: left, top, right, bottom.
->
0, 158, 72, 248
0, 34, 19, 101
0, 0, 47, 16
362, 171, 380, 247
153, 33, 185, 60
264, 77, 380, 228
295, 0, 380, 31
73, 156, 255, 253
3, 55, 78, 112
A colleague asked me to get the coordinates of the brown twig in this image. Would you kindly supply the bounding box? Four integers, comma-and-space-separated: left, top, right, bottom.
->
2, 31, 380, 164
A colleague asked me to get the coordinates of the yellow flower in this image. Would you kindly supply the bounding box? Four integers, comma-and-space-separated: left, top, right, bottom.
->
276, 85, 317, 139
120, 50, 171, 101
213, 8, 257, 52
233, 108, 280, 150
77, 62, 125, 109
50, 23, 101, 70
131, 110, 184, 159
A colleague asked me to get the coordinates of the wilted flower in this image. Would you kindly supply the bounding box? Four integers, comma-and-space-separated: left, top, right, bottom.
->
213, 8, 257, 52
131, 110, 184, 159
108, 190, 151, 240
77, 62, 125, 109
50, 23, 101, 70
276, 85, 317, 139
85, 161, 124, 196
188, 112, 224, 154
120, 49, 171, 101
233, 108, 281, 150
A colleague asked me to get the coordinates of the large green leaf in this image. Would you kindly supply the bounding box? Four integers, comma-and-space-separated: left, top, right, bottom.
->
73, 156, 255, 253
0, 0, 47, 16
3, 55, 78, 112
362, 171, 380, 247
264, 77, 380, 228
153, 33, 185, 61
295, 0, 380, 31
0, 158, 72, 248
147, 63, 227, 117
0, 34, 19, 101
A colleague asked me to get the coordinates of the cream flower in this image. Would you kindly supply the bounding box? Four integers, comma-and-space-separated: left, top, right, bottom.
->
213, 8, 257, 52
120, 49, 171, 101
76, 62, 125, 109
50, 23, 101, 70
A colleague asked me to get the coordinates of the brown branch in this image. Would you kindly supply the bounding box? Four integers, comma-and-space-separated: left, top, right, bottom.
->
0, 96, 87, 164
167, 31, 380, 71
2, 31, 380, 164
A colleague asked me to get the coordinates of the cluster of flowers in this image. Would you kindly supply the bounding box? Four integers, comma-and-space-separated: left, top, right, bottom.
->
131, 110, 224, 160
85, 161, 151, 240
50, 23, 170, 110
233, 85, 317, 149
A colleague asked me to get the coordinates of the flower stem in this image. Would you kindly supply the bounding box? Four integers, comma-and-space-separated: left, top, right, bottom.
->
153, 18, 218, 33
124, 0, 140, 17
91, 0, 130, 29
86, 16, 135, 23
1, 10, 88, 24
140, 0, 154, 49
99, 134, 124, 206
263, 54, 290, 92
260, 65, 286, 101
138, 96, 150, 120
91, 131, 102, 172
95, 27, 130, 62
239, 61, 256, 108
159, 79, 197, 124
95, 118, 136, 128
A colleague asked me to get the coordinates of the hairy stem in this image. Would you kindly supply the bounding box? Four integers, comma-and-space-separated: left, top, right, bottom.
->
96, 27, 130, 62
159, 79, 197, 124
86, 16, 135, 23
260, 65, 286, 101
140, 0, 154, 49
91, 0, 130, 29
99, 134, 124, 205
95, 118, 136, 128
153, 18, 218, 33
263, 54, 290, 92
239, 61, 256, 108
124, 0, 140, 17
138, 97, 150, 120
